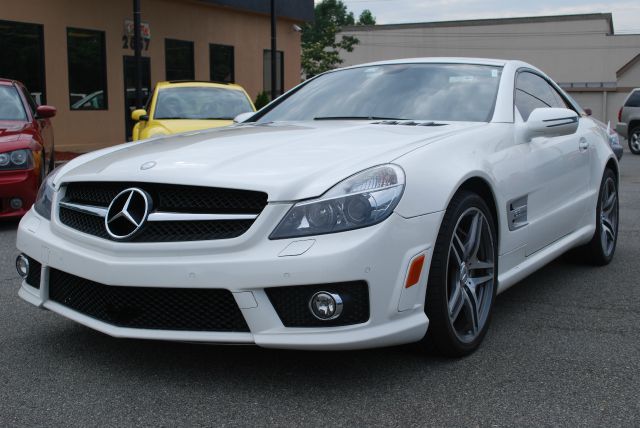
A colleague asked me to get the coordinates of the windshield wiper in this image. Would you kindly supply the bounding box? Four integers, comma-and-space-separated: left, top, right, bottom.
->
313, 116, 408, 121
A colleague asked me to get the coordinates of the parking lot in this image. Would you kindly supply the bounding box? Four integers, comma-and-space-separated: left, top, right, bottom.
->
0, 149, 638, 427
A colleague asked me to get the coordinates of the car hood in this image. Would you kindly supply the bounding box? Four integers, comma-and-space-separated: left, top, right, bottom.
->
58, 121, 484, 201
0, 121, 30, 144
151, 119, 234, 135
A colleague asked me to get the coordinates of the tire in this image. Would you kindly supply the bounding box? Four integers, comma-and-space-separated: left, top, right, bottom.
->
576, 168, 619, 265
422, 191, 498, 357
629, 126, 640, 155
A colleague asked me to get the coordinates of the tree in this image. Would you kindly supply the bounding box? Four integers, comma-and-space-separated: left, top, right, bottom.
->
301, 0, 375, 78
357, 9, 376, 26
254, 91, 270, 110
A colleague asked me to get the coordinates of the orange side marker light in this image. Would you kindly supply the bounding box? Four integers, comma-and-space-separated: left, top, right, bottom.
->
405, 254, 425, 288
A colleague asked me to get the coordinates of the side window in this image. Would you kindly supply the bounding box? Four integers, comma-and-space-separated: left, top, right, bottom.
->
625, 91, 640, 107
19, 85, 38, 115
515, 71, 566, 120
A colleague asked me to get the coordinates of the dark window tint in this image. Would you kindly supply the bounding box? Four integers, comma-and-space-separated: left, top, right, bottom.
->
515, 71, 567, 120
210, 44, 234, 83
0, 20, 46, 104
19, 85, 38, 115
0, 85, 27, 121
165, 39, 194, 81
625, 90, 640, 107
68, 28, 107, 110
263, 50, 284, 98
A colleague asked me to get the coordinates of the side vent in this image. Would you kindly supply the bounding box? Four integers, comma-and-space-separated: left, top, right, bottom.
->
507, 196, 528, 231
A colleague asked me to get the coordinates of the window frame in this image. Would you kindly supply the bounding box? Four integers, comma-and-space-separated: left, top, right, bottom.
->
0, 19, 47, 105
263, 49, 285, 98
66, 27, 108, 110
164, 38, 195, 81
209, 44, 235, 84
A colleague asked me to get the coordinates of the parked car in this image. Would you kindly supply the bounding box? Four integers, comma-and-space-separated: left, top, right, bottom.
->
616, 88, 640, 154
130, 81, 255, 140
16, 58, 619, 357
0, 78, 56, 219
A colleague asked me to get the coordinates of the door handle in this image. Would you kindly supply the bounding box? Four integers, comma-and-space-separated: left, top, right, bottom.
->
579, 138, 589, 152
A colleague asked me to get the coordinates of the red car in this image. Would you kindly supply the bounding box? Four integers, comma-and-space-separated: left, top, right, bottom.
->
0, 78, 56, 219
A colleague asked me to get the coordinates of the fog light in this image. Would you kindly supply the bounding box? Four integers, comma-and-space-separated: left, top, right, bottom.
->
10, 198, 23, 210
16, 255, 29, 278
309, 291, 343, 320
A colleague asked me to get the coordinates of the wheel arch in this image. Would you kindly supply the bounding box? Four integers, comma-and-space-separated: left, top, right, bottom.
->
605, 156, 619, 183
453, 175, 500, 245
629, 119, 639, 136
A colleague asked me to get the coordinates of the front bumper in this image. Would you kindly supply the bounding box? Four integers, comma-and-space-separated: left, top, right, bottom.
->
17, 206, 443, 350
0, 168, 38, 219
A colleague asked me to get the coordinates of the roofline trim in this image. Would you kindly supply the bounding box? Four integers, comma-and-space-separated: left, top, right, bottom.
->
617, 53, 640, 78
342, 13, 614, 35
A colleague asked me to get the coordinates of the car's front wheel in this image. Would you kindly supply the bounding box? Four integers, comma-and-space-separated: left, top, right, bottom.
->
423, 191, 498, 357
629, 126, 640, 155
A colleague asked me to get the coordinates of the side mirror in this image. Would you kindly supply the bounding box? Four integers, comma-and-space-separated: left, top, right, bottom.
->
35, 105, 56, 119
584, 108, 592, 116
233, 112, 254, 123
522, 108, 579, 142
131, 109, 148, 121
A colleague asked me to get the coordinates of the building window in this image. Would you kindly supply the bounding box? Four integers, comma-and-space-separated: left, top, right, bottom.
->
67, 28, 107, 110
0, 20, 46, 104
263, 50, 284, 98
210, 44, 234, 83
165, 39, 194, 81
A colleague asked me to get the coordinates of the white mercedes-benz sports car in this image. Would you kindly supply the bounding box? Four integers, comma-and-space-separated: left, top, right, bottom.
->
16, 58, 619, 356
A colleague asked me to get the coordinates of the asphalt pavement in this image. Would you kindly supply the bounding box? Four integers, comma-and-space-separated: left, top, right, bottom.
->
1, 148, 639, 427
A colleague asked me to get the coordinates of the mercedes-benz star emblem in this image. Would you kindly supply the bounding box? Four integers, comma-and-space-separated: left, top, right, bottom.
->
105, 188, 152, 240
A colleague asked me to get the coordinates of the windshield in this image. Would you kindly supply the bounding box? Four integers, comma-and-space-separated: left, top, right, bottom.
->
257, 63, 503, 123
154, 87, 253, 120
0, 85, 27, 121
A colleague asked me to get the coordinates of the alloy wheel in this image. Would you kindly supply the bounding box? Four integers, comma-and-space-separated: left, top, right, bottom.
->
600, 177, 618, 257
631, 132, 640, 153
446, 208, 495, 343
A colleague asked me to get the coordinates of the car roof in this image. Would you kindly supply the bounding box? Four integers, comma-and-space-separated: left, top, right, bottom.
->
0, 78, 17, 86
156, 81, 247, 91
354, 57, 509, 67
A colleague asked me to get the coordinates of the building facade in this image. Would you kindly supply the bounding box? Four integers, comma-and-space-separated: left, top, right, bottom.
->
0, 0, 313, 152
340, 13, 640, 127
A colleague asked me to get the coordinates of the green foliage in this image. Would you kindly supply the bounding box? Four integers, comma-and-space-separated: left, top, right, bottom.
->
254, 91, 270, 110
357, 9, 376, 26
301, 0, 375, 78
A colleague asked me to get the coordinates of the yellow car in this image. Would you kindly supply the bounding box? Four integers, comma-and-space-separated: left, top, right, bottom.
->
131, 81, 255, 140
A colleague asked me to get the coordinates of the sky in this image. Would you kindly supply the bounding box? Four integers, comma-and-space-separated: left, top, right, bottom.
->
332, 0, 640, 34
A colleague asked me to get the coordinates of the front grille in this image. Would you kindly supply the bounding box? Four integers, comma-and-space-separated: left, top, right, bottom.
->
59, 207, 254, 242
64, 182, 267, 214
25, 256, 42, 289
59, 182, 268, 242
265, 281, 370, 327
48, 269, 250, 332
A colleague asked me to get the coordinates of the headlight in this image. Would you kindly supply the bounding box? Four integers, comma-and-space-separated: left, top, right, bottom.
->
0, 149, 33, 170
34, 167, 61, 220
270, 164, 405, 239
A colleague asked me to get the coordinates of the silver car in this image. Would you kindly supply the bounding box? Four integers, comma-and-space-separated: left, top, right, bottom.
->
616, 88, 640, 154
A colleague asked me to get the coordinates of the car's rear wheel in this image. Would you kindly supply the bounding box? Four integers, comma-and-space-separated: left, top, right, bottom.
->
578, 168, 618, 265
423, 191, 497, 357
629, 126, 640, 155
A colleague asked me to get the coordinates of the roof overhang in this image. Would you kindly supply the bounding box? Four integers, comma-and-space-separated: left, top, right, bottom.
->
195, 0, 314, 22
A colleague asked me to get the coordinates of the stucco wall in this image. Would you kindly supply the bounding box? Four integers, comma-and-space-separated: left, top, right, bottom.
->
1, 0, 303, 152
